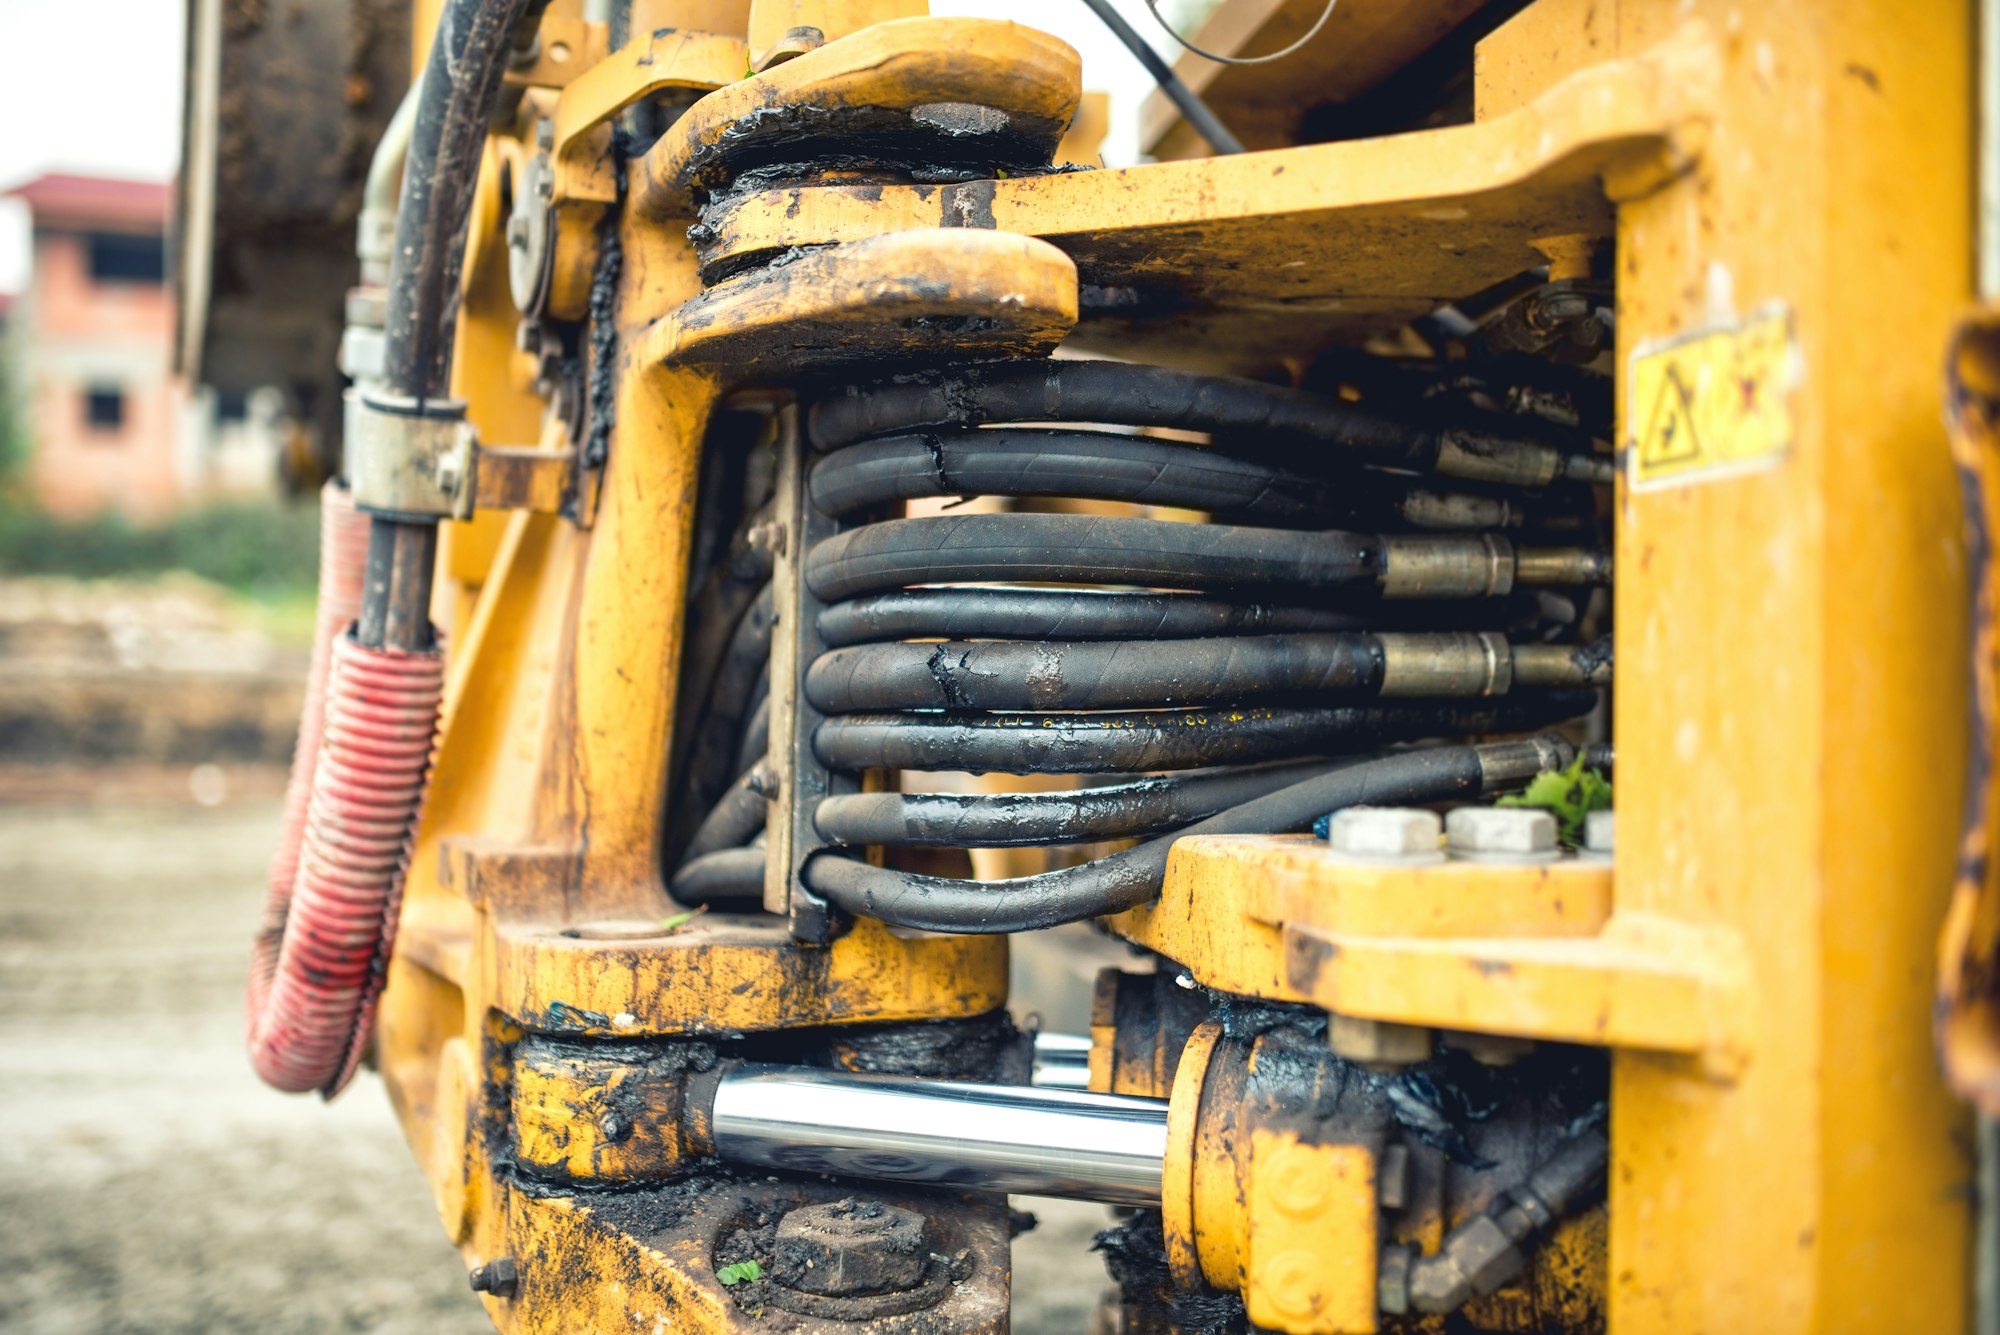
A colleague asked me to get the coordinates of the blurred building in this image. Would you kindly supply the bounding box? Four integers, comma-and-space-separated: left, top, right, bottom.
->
2, 172, 281, 519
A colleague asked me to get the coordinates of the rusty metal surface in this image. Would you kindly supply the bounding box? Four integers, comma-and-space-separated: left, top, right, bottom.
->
688, 29, 1711, 374
1942, 310, 2000, 1115
495, 1175, 1011, 1333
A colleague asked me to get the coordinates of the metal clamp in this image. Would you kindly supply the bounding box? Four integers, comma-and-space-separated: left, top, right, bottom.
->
346, 390, 478, 520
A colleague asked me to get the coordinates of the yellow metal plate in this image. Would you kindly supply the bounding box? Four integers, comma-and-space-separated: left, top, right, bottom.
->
1627, 304, 1797, 490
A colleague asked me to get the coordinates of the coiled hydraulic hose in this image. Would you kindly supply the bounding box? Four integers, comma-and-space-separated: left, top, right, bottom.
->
248, 0, 534, 1096
674, 358, 1612, 926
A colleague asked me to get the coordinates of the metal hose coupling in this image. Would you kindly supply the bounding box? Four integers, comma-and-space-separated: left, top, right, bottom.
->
1381, 1127, 1611, 1316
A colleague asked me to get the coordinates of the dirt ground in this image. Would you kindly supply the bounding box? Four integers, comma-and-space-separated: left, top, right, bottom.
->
0, 784, 1113, 1334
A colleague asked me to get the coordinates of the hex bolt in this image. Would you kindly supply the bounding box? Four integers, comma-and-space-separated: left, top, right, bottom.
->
746, 520, 789, 557
468, 1256, 520, 1299
1377, 1143, 1412, 1211
1442, 1030, 1536, 1067
434, 451, 464, 498
1328, 1014, 1432, 1069
1378, 1244, 1414, 1315
1325, 806, 1443, 863
771, 1198, 929, 1297
1445, 806, 1559, 863
1584, 809, 1615, 855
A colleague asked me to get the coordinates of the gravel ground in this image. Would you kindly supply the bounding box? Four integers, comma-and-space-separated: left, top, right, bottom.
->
0, 788, 1111, 1333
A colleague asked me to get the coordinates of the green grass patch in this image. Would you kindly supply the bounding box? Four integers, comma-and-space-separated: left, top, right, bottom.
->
0, 498, 321, 598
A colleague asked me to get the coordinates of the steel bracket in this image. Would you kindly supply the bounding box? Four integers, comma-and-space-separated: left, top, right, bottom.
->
345, 390, 479, 521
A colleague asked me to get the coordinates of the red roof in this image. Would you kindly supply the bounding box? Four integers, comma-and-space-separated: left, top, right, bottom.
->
3, 173, 170, 229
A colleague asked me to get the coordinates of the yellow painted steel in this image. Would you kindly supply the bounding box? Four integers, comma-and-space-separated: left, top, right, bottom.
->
356, 0, 1987, 1330
1604, 3, 1975, 1330
633, 16, 1081, 218
1107, 836, 1741, 1063
1244, 1132, 1379, 1335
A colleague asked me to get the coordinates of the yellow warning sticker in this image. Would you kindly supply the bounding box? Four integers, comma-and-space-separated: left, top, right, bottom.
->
1628, 305, 1797, 490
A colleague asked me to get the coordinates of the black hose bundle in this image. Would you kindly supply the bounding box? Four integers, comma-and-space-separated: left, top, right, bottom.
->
671, 358, 1611, 925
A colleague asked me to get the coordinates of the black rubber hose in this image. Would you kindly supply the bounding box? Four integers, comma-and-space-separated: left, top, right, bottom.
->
381, 0, 537, 401
683, 765, 770, 862
668, 535, 771, 755
1076, 0, 1246, 156
814, 693, 1595, 775
815, 758, 1345, 848
808, 429, 1341, 524
809, 360, 1435, 465
668, 583, 773, 862
814, 587, 1536, 647
356, 520, 438, 651
361, 0, 534, 652
804, 738, 1573, 933
734, 695, 771, 778
806, 513, 1382, 603
665, 549, 772, 862
807, 634, 1386, 712
670, 847, 766, 902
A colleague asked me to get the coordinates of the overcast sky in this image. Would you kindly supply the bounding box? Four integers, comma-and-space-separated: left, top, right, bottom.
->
0, 0, 1208, 295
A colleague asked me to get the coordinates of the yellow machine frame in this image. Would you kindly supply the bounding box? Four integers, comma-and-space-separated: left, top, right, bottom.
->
361, 1, 1982, 1330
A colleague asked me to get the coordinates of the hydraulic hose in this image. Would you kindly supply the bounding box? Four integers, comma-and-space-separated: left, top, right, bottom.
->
803, 736, 1579, 934
814, 758, 1344, 848
683, 355, 1612, 926
814, 698, 1590, 775
249, 0, 533, 1097
809, 429, 1529, 531
806, 358, 1611, 486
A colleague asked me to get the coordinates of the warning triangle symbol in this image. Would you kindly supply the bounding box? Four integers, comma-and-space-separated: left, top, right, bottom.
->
1641, 363, 1702, 468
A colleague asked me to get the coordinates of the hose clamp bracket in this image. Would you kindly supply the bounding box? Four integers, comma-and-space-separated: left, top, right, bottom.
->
345, 389, 478, 521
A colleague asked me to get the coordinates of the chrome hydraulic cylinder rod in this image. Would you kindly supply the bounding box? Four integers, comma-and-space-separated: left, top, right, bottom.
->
1031, 1032, 1093, 1089
707, 1063, 1168, 1205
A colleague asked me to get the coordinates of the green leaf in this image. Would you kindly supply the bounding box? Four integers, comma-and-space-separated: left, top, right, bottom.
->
660, 905, 709, 933
717, 1260, 763, 1286
1495, 752, 1611, 847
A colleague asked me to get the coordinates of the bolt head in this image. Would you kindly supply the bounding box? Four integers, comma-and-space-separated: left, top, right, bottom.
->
771, 1199, 928, 1297
1584, 809, 1615, 854
1328, 1014, 1432, 1068
1446, 806, 1558, 860
746, 521, 788, 557
1378, 1244, 1413, 1315
1326, 806, 1442, 861
468, 1256, 520, 1298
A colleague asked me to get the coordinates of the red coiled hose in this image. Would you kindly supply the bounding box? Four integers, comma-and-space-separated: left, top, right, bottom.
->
261, 483, 369, 924
248, 485, 443, 1096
